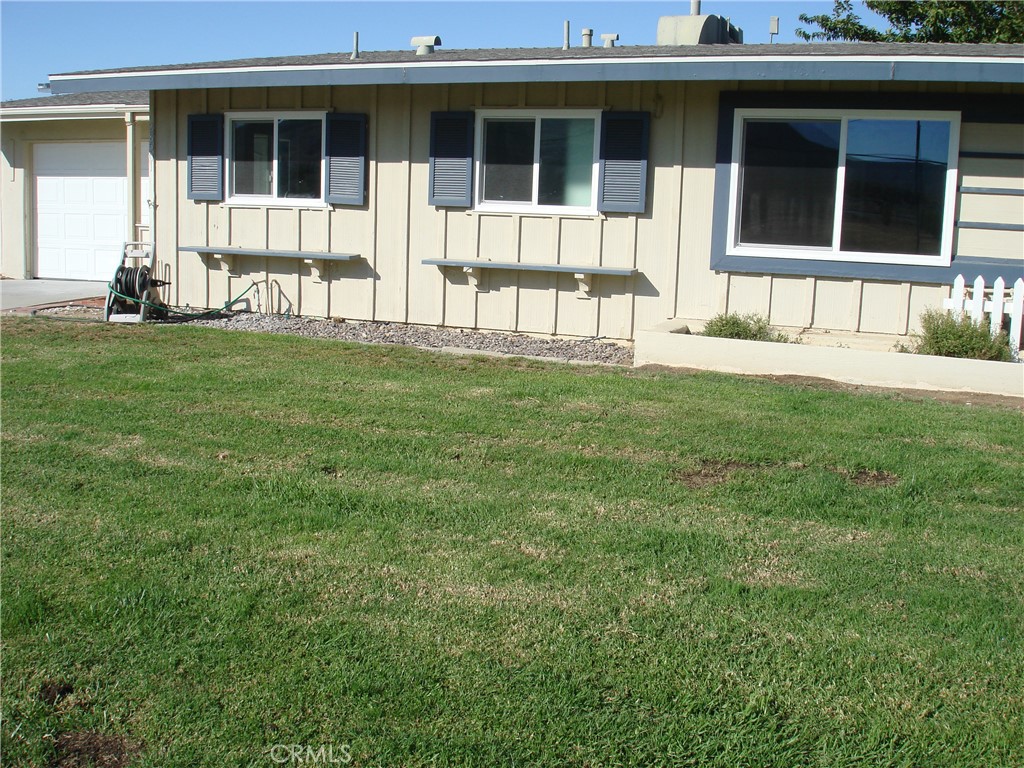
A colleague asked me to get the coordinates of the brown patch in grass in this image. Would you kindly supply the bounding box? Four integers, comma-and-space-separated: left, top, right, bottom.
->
729, 540, 810, 588
95, 435, 143, 458
489, 537, 565, 562
788, 520, 882, 547
672, 459, 899, 490
671, 460, 759, 489
2, 429, 49, 446
38, 680, 74, 707
846, 468, 899, 487
924, 564, 987, 581
51, 731, 139, 768
562, 400, 606, 413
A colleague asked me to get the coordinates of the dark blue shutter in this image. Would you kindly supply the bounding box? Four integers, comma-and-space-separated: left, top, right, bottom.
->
598, 112, 650, 214
429, 112, 474, 207
187, 114, 224, 201
325, 113, 367, 206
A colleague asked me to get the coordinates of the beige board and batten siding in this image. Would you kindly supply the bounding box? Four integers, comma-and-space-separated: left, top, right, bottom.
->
674, 81, 1024, 338
154, 80, 1023, 341
155, 82, 684, 340
957, 121, 1024, 261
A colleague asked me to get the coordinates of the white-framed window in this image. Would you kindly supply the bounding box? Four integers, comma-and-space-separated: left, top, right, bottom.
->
726, 108, 961, 267
474, 109, 601, 215
225, 111, 326, 206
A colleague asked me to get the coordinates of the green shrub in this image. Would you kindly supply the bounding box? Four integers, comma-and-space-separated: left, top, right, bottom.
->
702, 312, 794, 343
901, 309, 1014, 362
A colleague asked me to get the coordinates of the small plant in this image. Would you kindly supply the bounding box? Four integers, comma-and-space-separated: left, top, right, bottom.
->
899, 309, 1013, 362
702, 312, 795, 343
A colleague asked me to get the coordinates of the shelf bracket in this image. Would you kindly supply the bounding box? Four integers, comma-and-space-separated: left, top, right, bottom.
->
464, 265, 484, 291
575, 272, 595, 299
303, 258, 326, 284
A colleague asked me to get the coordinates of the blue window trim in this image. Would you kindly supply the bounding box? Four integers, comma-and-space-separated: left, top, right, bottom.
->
713, 255, 1022, 284
710, 92, 1024, 283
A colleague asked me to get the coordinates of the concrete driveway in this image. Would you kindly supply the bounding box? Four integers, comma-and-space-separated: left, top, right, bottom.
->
0, 279, 108, 311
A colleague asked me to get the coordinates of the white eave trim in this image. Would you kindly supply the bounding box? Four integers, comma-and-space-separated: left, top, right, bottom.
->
0, 104, 149, 122
51, 53, 1020, 79
47, 52, 1024, 93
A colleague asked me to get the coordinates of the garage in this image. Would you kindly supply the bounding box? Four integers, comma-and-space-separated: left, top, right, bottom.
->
34, 142, 128, 280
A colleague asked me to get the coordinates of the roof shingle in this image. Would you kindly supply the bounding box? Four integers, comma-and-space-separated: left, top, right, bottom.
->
52, 42, 1023, 78
1, 90, 148, 109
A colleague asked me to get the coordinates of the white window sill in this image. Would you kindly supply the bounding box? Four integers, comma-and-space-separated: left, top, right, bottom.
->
473, 202, 600, 218
221, 198, 330, 211
728, 244, 952, 269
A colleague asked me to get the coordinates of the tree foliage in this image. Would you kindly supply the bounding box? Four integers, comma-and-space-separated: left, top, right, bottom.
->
797, 1, 1024, 43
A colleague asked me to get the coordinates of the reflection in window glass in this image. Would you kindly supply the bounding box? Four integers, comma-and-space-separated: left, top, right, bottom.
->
538, 118, 594, 207
277, 119, 322, 199
841, 120, 950, 256
483, 120, 535, 202
739, 120, 840, 247
232, 121, 273, 196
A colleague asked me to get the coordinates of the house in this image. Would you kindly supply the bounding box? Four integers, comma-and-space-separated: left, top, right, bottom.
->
0, 91, 150, 281
41, 19, 1023, 354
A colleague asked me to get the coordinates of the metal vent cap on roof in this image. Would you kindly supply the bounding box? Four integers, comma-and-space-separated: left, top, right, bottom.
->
411, 35, 442, 55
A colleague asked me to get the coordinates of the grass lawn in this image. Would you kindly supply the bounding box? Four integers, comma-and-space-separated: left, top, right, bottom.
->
1, 316, 1022, 767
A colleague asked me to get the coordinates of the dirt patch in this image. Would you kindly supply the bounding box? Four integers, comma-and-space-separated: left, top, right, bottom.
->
38, 680, 74, 707
51, 731, 139, 768
846, 468, 900, 487
671, 460, 760, 489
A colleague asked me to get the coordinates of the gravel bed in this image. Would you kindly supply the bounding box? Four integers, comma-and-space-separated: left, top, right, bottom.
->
189, 312, 633, 365
32, 305, 632, 365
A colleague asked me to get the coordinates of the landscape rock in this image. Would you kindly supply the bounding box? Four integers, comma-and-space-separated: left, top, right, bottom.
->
187, 312, 634, 366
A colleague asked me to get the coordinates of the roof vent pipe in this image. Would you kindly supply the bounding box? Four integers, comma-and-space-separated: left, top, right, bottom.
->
691, 0, 701, 14
582, 28, 593, 47
411, 35, 442, 55
601, 33, 619, 48
563, 20, 570, 50
351, 31, 359, 60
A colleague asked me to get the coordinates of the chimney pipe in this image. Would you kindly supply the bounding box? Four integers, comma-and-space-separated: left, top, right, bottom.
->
691, 0, 701, 15
563, 20, 570, 50
582, 27, 593, 47
351, 31, 359, 60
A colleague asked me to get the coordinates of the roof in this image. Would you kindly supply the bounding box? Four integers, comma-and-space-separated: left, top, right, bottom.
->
0, 90, 148, 122
1, 90, 148, 108
53, 43, 1024, 75
48, 43, 1024, 94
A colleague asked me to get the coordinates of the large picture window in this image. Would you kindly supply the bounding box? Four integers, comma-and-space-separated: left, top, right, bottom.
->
728, 109, 960, 267
475, 110, 600, 214
227, 112, 326, 204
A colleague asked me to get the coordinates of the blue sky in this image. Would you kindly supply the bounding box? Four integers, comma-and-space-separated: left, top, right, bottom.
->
1, 1, 882, 101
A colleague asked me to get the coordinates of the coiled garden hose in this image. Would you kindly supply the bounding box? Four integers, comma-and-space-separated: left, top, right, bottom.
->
106, 280, 258, 320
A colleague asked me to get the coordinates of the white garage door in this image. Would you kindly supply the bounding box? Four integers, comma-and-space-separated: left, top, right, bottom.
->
34, 142, 127, 280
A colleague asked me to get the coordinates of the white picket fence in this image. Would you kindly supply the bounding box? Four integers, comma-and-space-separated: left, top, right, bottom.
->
942, 274, 1024, 360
